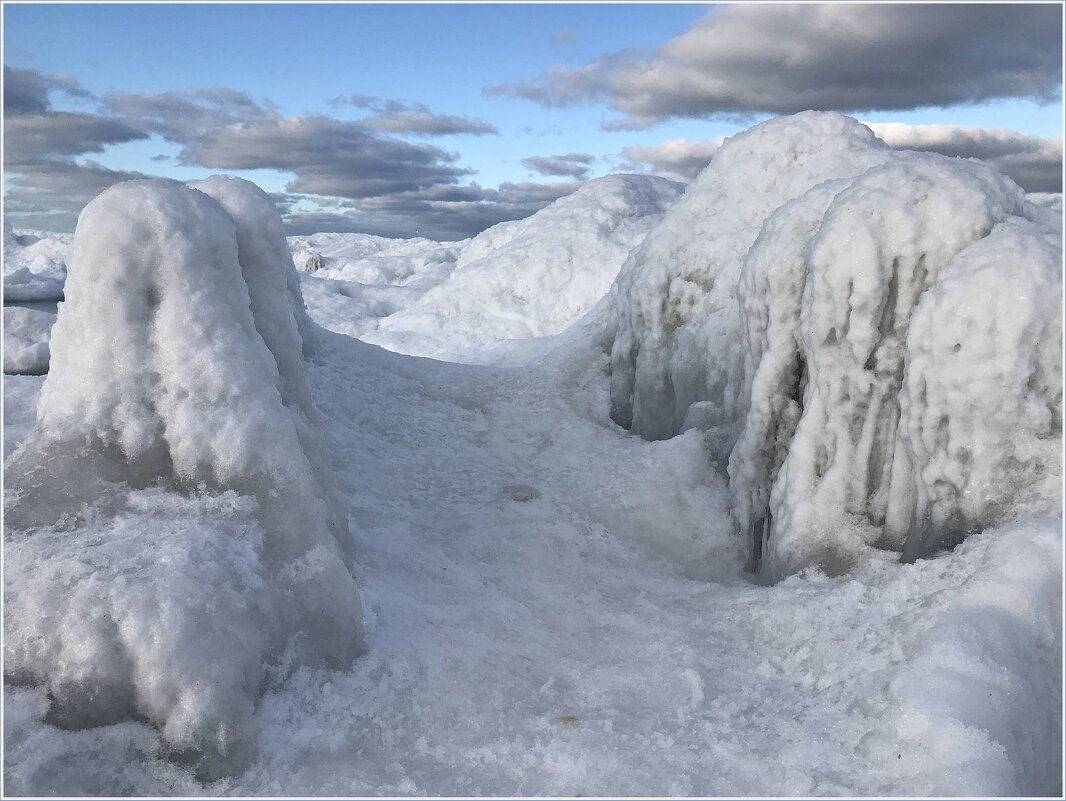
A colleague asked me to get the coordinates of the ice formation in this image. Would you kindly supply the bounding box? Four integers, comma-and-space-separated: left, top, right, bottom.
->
607, 112, 1062, 578
364, 174, 682, 359
4, 178, 364, 778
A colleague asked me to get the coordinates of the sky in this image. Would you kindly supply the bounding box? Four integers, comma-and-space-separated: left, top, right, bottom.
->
3, 2, 1063, 239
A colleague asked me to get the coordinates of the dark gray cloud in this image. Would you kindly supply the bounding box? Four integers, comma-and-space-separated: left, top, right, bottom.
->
332, 95, 497, 136
521, 152, 595, 178
187, 115, 474, 199
487, 5, 1063, 128
5, 112, 148, 165
103, 87, 272, 141
867, 122, 1063, 193
4, 65, 92, 113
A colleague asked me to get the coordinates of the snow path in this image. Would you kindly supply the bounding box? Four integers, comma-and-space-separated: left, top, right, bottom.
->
3, 328, 1060, 795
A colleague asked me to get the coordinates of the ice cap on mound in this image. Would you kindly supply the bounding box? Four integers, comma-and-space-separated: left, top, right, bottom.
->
4, 178, 364, 779
608, 112, 894, 460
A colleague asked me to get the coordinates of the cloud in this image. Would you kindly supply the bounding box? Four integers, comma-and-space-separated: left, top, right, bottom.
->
521, 152, 595, 179
187, 115, 474, 199
487, 5, 1063, 127
3, 65, 92, 113
4, 160, 160, 231
331, 95, 497, 136
621, 138, 725, 180
3, 66, 156, 230
103, 87, 272, 141
5, 112, 148, 165
867, 122, 1063, 193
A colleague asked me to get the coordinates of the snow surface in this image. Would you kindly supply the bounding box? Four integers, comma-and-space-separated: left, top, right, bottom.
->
4, 179, 363, 779
3, 325, 1061, 795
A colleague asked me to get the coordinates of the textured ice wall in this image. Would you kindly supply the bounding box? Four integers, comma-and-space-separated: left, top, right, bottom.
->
731, 153, 1057, 579
4, 178, 364, 778
608, 113, 893, 460
608, 112, 1062, 579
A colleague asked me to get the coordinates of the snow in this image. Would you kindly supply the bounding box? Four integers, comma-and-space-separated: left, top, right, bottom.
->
4, 178, 363, 779
2, 116, 1061, 795
363, 175, 682, 360
3, 327, 1060, 795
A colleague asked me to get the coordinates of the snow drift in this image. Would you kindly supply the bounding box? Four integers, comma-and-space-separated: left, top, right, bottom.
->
607, 112, 1062, 579
3, 178, 364, 778
364, 174, 682, 359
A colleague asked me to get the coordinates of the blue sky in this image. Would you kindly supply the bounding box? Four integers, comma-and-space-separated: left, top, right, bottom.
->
3, 3, 1063, 237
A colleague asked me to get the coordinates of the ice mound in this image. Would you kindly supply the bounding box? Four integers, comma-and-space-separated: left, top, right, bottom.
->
3, 304, 55, 375
364, 174, 683, 359
4, 178, 364, 778
3, 219, 71, 303
607, 112, 1062, 578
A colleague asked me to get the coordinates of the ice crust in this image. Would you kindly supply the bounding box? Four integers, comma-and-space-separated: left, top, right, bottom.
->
607, 112, 1062, 578
3, 178, 364, 778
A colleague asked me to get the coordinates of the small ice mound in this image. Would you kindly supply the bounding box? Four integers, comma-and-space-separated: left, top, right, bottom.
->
728, 149, 1061, 579
3, 305, 56, 375
608, 112, 894, 459
4, 178, 364, 779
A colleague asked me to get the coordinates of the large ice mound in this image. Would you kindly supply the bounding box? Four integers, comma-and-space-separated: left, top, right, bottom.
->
4, 178, 365, 778
606, 112, 1062, 579
364, 174, 683, 359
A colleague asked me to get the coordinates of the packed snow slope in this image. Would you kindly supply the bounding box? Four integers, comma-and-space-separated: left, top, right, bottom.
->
362, 174, 682, 360
3, 315, 1061, 795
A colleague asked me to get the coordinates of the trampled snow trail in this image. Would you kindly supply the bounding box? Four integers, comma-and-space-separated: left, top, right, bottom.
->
4, 323, 1059, 796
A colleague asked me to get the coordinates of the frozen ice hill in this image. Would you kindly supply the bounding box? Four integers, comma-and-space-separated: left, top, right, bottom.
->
361, 174, 683, 360
606, 111, 1063, 580
3, 178, 364, 779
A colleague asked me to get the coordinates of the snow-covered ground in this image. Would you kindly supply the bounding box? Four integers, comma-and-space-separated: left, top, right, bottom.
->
4, 321, 1061, 795
2, 115, 1062, 796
